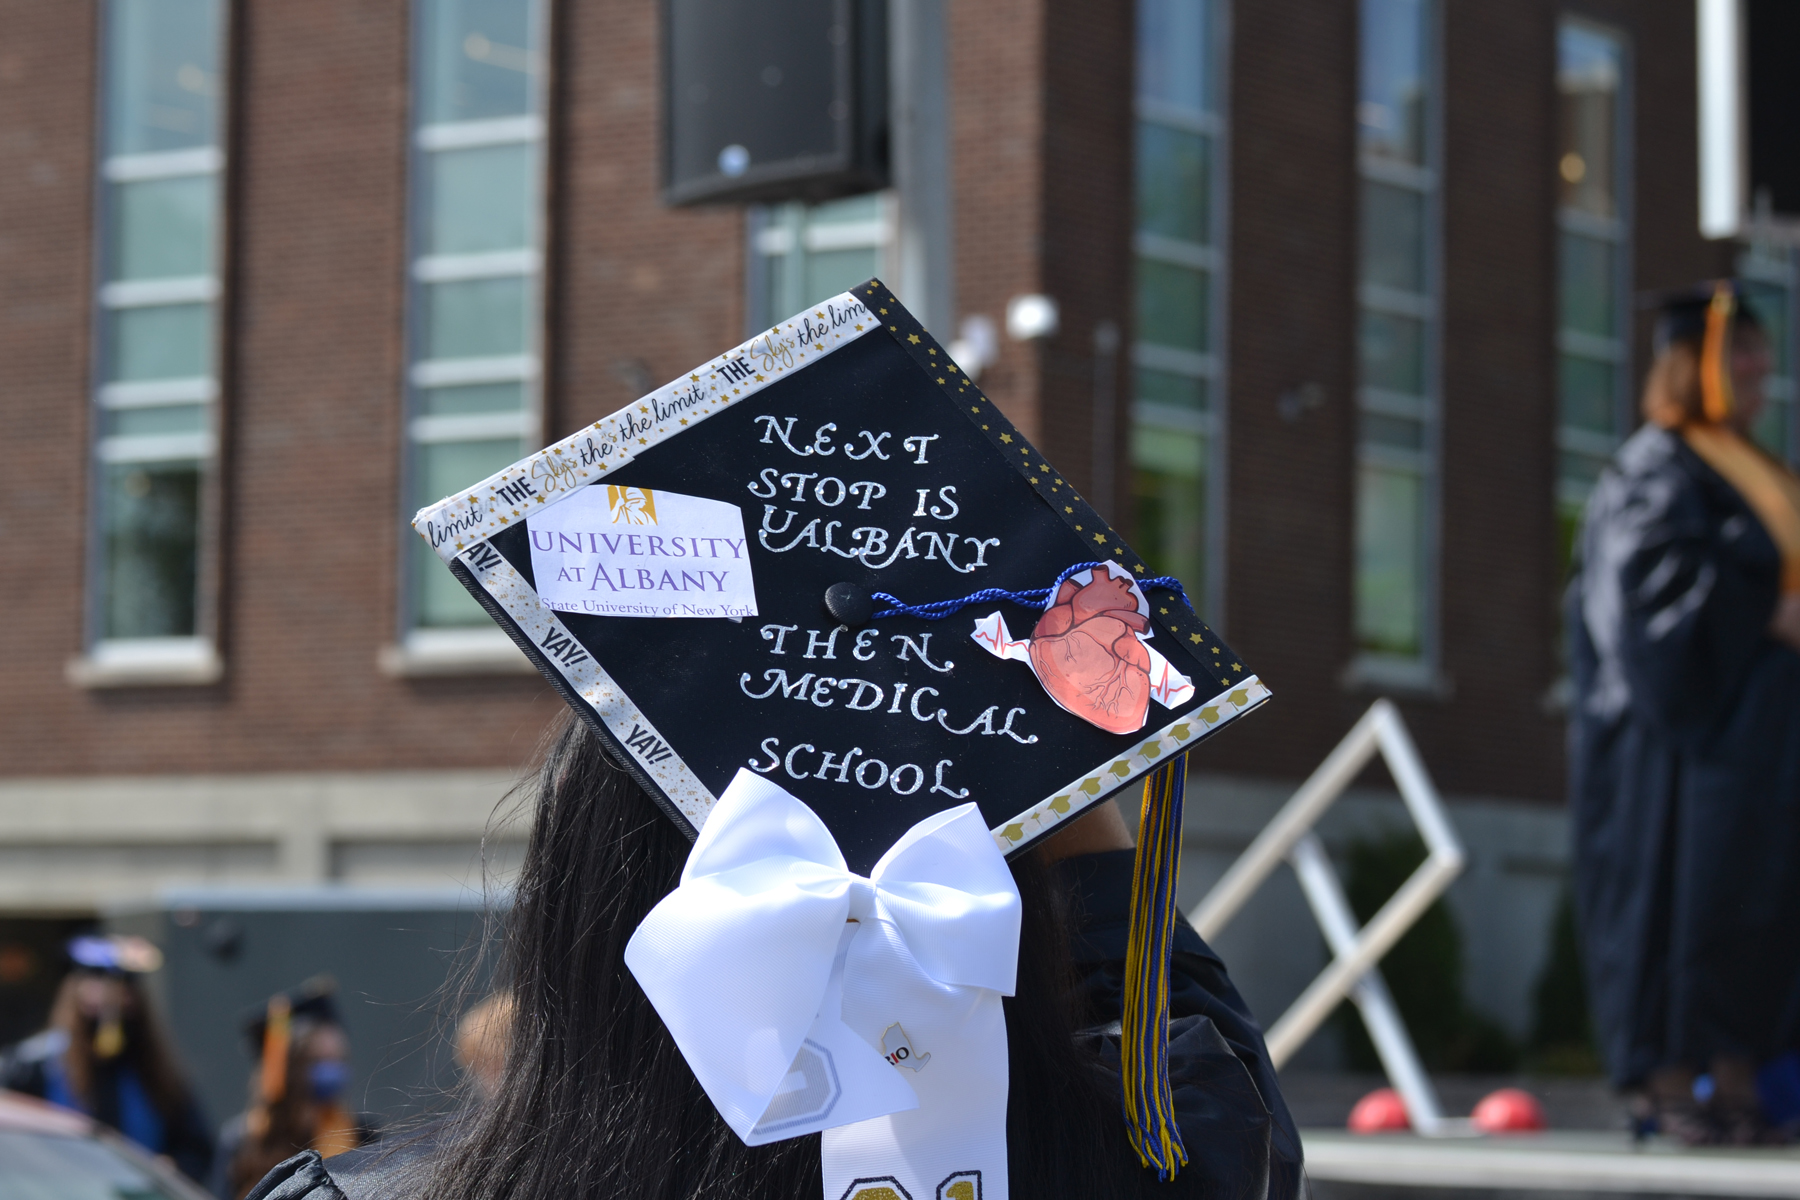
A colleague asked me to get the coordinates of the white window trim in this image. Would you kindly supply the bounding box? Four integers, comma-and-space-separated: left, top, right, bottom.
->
378, 627, 535, 677
103, 146, 222, 182
67, 636, 223, 689
99, 377, 218, 408
416, 114, 543, 151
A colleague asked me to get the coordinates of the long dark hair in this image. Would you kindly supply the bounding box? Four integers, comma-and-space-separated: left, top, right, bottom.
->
414, 714, 1203, 1200
47, 971, 191, 1119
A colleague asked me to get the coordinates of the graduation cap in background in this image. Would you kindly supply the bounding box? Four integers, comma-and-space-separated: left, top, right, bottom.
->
238, 975, 341, 1114
1646, 279, 1766, 354
239, 974, 341, 1056
411, 280, 1271, 1177
1643, 280, 1767, 424
67, 934, 163, 975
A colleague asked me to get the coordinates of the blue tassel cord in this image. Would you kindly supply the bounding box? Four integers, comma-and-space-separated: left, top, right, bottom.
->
870, 561, 1193, 621
1121, 754, 1189, 1179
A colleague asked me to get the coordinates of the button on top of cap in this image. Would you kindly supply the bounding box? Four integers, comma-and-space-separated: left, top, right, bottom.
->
823, 583, 874, 627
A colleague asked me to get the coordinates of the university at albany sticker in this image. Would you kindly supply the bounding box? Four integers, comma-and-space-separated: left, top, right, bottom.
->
526, 484, 757, 619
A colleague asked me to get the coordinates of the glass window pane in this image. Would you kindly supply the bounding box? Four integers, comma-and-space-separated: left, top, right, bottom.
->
110, 176, 214, 281
1752, 395, 1790, 462
1355, 465, 1423, 655
1558, 353, 1616, 435
104, 403, 207, 438
763, 251, 794, 325
809, 194, 881, 225
419, 381, 526, 416
103, 0, 223, 156
803, 248, 879, 309
1137, 0, 1212, 115
1557, 24, 1621, 219
419, 0, 540, 125
1136, 367, 1209, 412
1359, 0, 1430, 165
1559, 231, 1616, 338
1137, 123, 1212, 245
1360, 179, 1425, 292
107, 303, 212, 382
1360, 412, 1424, 449
423, 277, 529, 359
102, 461, 200, 639
1136, 259, 1210, 353
413, 437, 524, 626
425, 144, 535, 255
1132, 423, 1207, 604
1744, 282, 1791, 377
1357, 310, 1425, 394
1558, 449, 1607, 497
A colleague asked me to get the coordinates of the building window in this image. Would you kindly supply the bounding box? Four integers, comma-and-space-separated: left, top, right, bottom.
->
747, 194, 892, 334
1555, 19, 1629, 573
1132, 0, 1225, 619
1352, 0, 1438, 681
1741, 243, 1797, 465
402, 0, 548, 646
79, 0, 228, 684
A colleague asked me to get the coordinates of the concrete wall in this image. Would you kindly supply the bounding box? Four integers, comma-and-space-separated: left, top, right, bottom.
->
0, 771, 529, 912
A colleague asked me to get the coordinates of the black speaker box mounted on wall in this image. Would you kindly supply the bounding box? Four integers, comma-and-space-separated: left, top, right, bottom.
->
663, 0, 889, 207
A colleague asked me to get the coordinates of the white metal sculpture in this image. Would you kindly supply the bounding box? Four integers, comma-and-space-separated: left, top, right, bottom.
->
1188, 699, 1467, 1134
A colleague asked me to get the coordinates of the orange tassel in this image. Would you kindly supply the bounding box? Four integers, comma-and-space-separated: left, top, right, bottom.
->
1699, 281, 1736, 424
260, 995, 292, 1105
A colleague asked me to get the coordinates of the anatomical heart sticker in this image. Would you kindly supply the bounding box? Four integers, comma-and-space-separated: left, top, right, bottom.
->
971, 563, 1196, 735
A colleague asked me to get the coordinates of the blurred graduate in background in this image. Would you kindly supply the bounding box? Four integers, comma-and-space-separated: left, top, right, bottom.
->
0, 934, 213, 1180
1569, 282, 1800, 1144
214, 976, 376, 1198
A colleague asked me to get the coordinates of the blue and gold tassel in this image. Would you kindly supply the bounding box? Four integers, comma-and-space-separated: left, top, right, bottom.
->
1121, 753, 1189, 1179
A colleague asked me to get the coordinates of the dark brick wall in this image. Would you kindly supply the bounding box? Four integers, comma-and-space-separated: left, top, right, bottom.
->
0, 2, 97, 773
1202, 0, 1361, 778
949, 0, 1045, 441
1038, 0, 1134, 513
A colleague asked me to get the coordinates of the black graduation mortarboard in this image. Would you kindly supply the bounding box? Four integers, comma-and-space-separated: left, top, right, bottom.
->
67, 934, 163, 974
412, 280, 1268, 874
1647, 279, 1765, 353
240, 975, 341, 1056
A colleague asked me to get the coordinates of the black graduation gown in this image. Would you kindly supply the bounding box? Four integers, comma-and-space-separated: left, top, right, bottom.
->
1568, 424, 1800, 1088
245, 850, 1302, 1200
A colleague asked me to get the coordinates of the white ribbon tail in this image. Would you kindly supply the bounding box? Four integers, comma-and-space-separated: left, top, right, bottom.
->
625, 770, 1021, 1198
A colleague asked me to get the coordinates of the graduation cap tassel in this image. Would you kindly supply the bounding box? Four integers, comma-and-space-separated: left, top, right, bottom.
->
1700, 280, 1737, 424
1121, 752, 1189, 1180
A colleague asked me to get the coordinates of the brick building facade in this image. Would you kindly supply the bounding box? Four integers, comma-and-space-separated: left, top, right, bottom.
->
1, 0, 1788, 1047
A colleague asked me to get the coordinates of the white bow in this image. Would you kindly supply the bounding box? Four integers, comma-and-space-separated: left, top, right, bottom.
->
626, 769, 1021, 1198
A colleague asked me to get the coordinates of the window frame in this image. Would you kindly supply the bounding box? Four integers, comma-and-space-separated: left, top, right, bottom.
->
1347, 0, 1445, 693
74, 0, 233, 687
1553, 14, 1635, 517
743, 194, 895, 338
390, 0, 552, 671
1129, 0, 1232, 628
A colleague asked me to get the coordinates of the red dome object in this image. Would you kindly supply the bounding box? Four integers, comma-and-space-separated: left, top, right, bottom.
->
1471, 1088, 1548, 1133
1347, 1087, 1411, 1133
